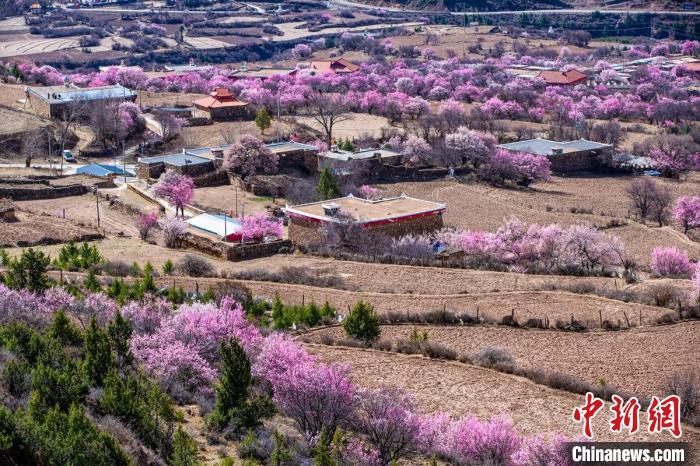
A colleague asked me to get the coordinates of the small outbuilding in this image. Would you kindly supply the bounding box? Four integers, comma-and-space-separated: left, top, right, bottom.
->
192, 88, 248, 121
137, 151, 216, 179
498, 138, 612, 173
187, 213, 243, 242
284, 194, 446, 247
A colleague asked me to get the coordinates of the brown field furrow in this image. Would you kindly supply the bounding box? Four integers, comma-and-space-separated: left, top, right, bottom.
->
304, 321, 700, 396
307, 344, 700, 445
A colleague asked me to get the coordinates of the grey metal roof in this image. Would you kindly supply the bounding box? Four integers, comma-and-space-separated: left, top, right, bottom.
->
265, 141, 319, 154
26, 84, 136, 103
320, 148, 400, 161
138, 153, 212, 166
498, 138, 611, 156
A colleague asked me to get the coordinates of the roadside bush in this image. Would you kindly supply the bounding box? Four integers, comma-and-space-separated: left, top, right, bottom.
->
176, 254, 214, 278
231, 266, 348, 289
343, 301, 380, 344
95, 260, 131, 278
421, 342, 457, 360
648, 284, 679, 308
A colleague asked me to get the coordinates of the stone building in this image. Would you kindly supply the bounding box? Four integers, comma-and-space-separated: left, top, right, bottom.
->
498, 138, 612, 173
23, 84, 136, 120
317, 147, 401, 175
137, 151, 215, 180
284, 194, 446, 248
192, 88, 248, 121
266, 141, 319, 173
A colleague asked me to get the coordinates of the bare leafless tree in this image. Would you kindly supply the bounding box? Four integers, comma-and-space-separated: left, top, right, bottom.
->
304, 93, 351, 145
649, 183, 672, 227
625, 178, 660, 222
56, 97, 90, 154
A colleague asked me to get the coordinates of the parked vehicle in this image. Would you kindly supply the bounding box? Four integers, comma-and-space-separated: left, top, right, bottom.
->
62, 150, 76, 163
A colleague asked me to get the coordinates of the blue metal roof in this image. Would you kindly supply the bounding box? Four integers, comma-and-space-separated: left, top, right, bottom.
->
76, 164, 133, 177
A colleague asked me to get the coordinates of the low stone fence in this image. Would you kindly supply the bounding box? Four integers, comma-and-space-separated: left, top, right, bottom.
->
193, 169, 229, 188
0, 183, 88, 201
182, 233, 292, 262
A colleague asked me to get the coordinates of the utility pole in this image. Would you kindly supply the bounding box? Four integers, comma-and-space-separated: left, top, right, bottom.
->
276, 94, 281, 143
94, 187, 101, 228
235, 185, 238, 217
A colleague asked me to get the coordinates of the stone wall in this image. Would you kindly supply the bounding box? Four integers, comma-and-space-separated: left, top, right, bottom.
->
181, 233, 292, 262
137, 161, 216, 180
278, 150, 318, 174
548, 150, 605, 173
289, 213, 444, 248
0, 183, 88, 201
193, 169, 229, 188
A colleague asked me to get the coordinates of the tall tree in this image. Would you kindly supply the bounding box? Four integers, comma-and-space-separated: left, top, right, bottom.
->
316, 168, 340, 200
305, 93, 350, 145
255, 108, 272, 135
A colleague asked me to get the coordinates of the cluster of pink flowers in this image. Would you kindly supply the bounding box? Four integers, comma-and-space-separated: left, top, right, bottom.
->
240, 213, 283, 242
443, 217, 626, 276
485, 150, 552, 187
153, 170, 194, 217
649, 247, 695, 278
130, 297, 260, 394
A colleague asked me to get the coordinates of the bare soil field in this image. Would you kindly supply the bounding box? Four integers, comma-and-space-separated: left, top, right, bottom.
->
0, 37, 80, 58
0, 107, 53, 135
16, 192, 141, 237
307, 344, 700, 444
305, 321, 700, 396
377, 174, 700, 262
292, 113, 393, 140
0, 84, 31, 107
191, 184, 287, 217
0, 210, 101, 247
175, 120, 293, 149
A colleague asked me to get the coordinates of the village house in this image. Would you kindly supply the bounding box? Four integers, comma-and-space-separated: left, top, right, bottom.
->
307, 58, 359, 75
137, 151, 216, 180
537, 70, 588, 86
317, 147, 401, 175
192, 88, 248, 121
23, 84, 137, 120
498, 138, 612, 173
284, 194, 446, 248
228, 65, 297, 81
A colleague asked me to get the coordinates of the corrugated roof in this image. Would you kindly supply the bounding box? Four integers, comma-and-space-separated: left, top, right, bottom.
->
138, 153, 213, 166
76, 164, 133, 177
27, 84, 136, 103
187, 213, 242, 238
266, 141, 319, 154
498, 138, 611, 156
320, 148, 400, 161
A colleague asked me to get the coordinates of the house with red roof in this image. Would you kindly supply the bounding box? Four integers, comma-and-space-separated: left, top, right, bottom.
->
537, 70, 588, 86
192, 88, 248, 121
307, 58, 359, 75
